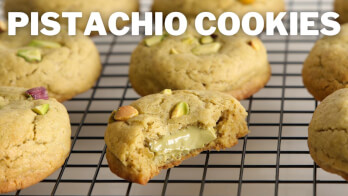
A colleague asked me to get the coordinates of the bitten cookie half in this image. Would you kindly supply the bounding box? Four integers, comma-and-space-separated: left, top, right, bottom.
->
308, 88, 348, 181
0, 24, 101, 102
4, 0, 139, 35
105, 90, 249, 184
335, 0, 348, 24
302, 24, 348, 101
0, 86, 71, 193
129, 22, 271, 100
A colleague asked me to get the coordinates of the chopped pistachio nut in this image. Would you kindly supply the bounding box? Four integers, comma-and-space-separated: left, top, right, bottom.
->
114, 105, 139, 121
17, 48, 42, 63
0, 21, 7, 33
200, 36, 214, 44
239, 0, 255, 4
32, 104, 49, 115
248, 40, 261, 51
170, 48, 179, 54
26, 87, 49, 100
145, 35, 164, 47
192, 42, 222, 56
29, 40, 62, 49
171, 102, 189, 119
181, 35, 199, 45
161, 89, 172, 95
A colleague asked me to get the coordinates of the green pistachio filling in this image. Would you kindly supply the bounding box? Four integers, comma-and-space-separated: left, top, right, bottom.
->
149, 126, 217, 158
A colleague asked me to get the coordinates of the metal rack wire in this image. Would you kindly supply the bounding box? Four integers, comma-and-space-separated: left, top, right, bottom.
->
2, 0, 348, 195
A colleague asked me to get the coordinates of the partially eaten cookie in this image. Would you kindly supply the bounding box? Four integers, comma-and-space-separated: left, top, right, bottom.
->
104, 90, 249, 184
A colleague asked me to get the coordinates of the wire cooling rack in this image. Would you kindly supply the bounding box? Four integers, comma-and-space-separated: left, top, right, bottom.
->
2, 0, 348, 195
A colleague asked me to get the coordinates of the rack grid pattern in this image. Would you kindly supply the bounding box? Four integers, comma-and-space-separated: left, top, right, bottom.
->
2, 0, 348, 195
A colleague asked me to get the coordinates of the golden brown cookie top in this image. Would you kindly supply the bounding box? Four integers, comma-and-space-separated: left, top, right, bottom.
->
0, 24, 101, 102
129, 22, 270, 99
308, 88, 348, 181
0, 86, 71, 193
302, 24, 348, 101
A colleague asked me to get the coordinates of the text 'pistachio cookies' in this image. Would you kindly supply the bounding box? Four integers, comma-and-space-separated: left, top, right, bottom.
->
153, 0, 286, 28
0, 24, 101, 102
302, 24, 348, 101
0, 86, 71, 193
308, 88, 348, 181
105, 90, 249, 184
335, 0, 348, 24
130, 22, 271, 100
4, 0, 139, 34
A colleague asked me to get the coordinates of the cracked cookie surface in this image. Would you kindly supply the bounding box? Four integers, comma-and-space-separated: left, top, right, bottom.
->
105, 90, 249, 184
129, 22, 271, 100
0, 25, 101, 102
302, 24, 348, 101
4, 0, 139, 34
335, 0, 348, 24
308, 88, 348, 181
0, 86, 71, 193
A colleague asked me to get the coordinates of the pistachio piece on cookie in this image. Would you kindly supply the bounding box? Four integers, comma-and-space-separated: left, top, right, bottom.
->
200, 36, 214, 44
29, 40, 62, 49
26, 87, 49, 100
17, 48, 42, 63
192, 42, 222, 55
161, 89, 173, 95
171, 102, 190, 118
114, 106, 139, 121
145, 35, 164, 47
32, 103, 50, 115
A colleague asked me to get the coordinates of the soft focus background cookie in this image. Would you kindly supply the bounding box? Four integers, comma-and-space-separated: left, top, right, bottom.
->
153, 0, 286, 28
302, 24, 348, 101
0, 86, 71, 193
130, 22, 271, 100
335, 0, 348, 24
105, 90, 249, 184
308, 88, 348, 181
0, 24, 101, 102
4, 0, 139, 34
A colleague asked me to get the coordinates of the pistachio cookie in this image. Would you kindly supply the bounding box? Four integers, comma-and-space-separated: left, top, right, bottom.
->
308, 88, 348, 181
105, 90, 249, 184
129, 22, 271, 100
302, 24, 348, 101
0, 86, 71, 193
152, 0, 286, 28
4, 0, 139, 34
335, 0, 348, 24
0, 24, 101, 102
